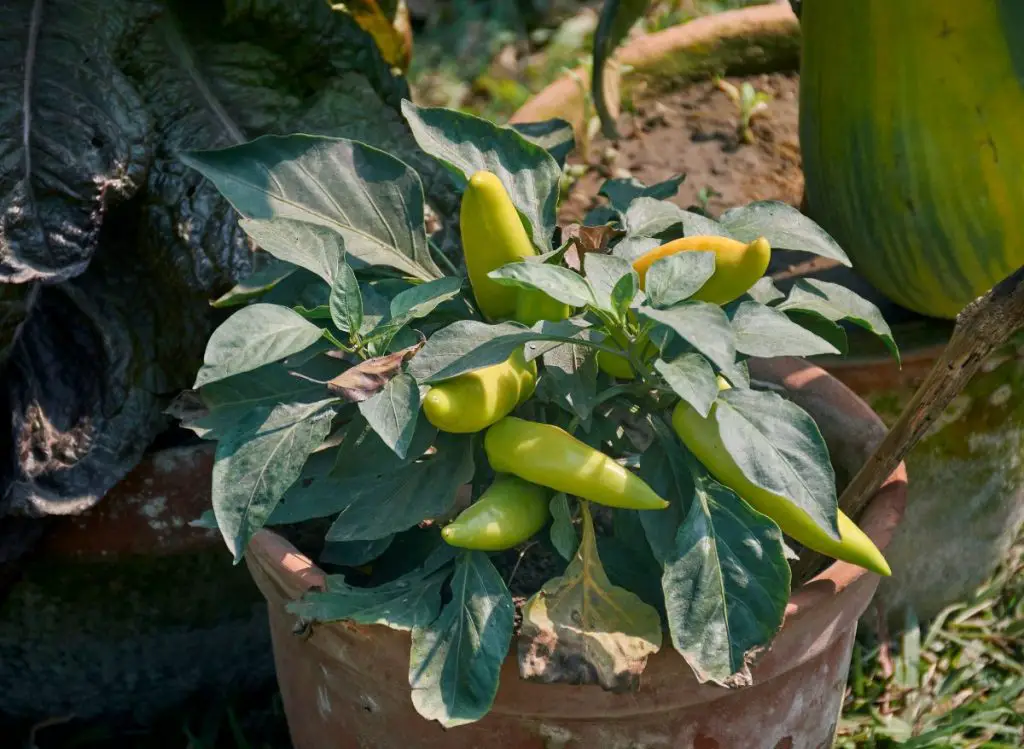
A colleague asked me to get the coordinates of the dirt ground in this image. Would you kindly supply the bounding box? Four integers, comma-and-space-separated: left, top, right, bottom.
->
559, 72, 804, 223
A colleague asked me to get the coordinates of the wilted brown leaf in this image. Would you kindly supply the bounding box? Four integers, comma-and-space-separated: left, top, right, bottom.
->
518, 503, 662, 692
333, 0, 413, 70
326, 340, 423, 402
561, 224, 623, 264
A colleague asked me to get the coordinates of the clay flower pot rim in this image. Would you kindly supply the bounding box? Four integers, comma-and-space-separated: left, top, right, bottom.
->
247, 357, 908, 708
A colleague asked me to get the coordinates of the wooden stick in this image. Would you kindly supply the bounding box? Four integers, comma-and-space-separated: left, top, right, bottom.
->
795, 265, 1024, 582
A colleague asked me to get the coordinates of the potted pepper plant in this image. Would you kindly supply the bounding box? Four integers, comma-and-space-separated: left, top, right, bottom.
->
176, 102, 905, 748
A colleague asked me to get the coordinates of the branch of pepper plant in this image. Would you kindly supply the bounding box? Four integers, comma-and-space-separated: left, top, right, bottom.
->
794, 264, 1024, 583
428, 238, 461, 277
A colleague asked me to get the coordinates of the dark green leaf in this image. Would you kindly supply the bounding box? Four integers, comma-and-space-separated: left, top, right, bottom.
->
409, 551, 514, 727
509, 118, 575, 166
592, 0, 647, 138
289, 566, 449, 631
329, 260, 363, 333
584, 205, 620, 227
637, 423, 694, 562
583, 253, 636, 315
639, 302, 736, 373
181, 134, 441, 281
776, 278, 899, 362
599, 174, 686, 213
321, 536, 394, 567
715, 387, 840, 539
731, 301, 840, 358
211, 256, 296, 308
719, 201, 851, 266
549, 494, 577, 561
645, 251, 716, 309
537, 343, 598, 425
662, 468, 790, 686
518, 505, 662, 691
745, 276, 785, 305
489, 263, 593, 307
239, 219, 345, 285
655, 353, 718, 418
330, 415, 438, 480
785, 310, 848, 355
406, 318, 591, 383
195, 304, 324, 388
357, 373, 420, 459
402, 101, 560, 252
598, 510, 665, 613
212, 400, 336, 561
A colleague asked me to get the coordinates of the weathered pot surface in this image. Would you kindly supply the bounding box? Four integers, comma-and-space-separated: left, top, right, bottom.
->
246, 358, 907, 749
0, 442, 274, 725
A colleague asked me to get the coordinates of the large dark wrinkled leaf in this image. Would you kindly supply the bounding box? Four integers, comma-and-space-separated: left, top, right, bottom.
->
0, 0, 151, 285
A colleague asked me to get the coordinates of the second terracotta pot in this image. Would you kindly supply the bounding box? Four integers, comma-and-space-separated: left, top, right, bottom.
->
245, 357, 906, 749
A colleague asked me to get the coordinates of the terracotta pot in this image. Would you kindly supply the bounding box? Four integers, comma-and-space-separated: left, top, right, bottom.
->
245, 358, 907, 749
0, 444, 275, 724
509, 1, 800, 137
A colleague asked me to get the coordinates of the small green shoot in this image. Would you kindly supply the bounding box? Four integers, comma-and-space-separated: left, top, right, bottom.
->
715, 77, 772, 144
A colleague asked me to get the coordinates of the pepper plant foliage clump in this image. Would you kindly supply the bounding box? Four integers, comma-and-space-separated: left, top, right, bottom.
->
180, 102, 897, 727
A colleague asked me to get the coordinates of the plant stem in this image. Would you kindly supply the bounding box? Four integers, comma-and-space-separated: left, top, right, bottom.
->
428, 238, 461, 277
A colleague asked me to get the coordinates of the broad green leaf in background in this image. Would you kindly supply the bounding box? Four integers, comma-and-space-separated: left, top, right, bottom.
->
715, 387, 840, 539
407, 318, 592, 382
239, 219, 345, 285
212, 400, 337, 561
591, 0, 647, 138
599, 174, 686, 214
598, 509, 665, 614
637, 422, 694, 562
583, 253, 636, 316
357, 373, 420, 459
320, 536, 395, 567
654, 353, 718, 418
488, 263, 594, 307
549, 494, 578, 561
730, 301, 840, 358
509, 118, 576, 167
330, 259, 363, 333
401, 101, 561, 251
519, 504, 662, 692
331, 415, 438, 480
623, 199, 731, 240
719, 201, 851, 266
288, 548, 456, 632
537, 343, 598, 426
211, 256, 296, 308
776, 278, 899, 362
662, 465, 790, 686
612, 236, 660, 262
638, 302, 736, 373
409, 551, 514, 727
181, 134, 441, 281
645, 252, 716, 309
745, 276, 785, 305
194, 304, 324, 388
785, 310, 848, 356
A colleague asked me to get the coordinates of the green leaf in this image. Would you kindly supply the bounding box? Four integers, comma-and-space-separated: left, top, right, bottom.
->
599, 175, 686, 214
612, 236, 660, 262
624, 199, 731, 240
510, 118, 575, 167
592, 0, 647, 138
715, 387, 840, 539
409, 551, 514, 727
598, 510, 666, 614
212, 400, 336, 561
637, 422, 694, 562
638, 302, 736, 373
745, 276, 785, 305
537, 343, 598, 425
195, 304, 324, 388
289, 554, 453, 631
518, 504, 662, 691
488, 263, 593, 307
785, 310, 849, 355
329, 259, 363, 333
583, 253, 637, 316
357, 373, 420, 459
662, 466, 791, 686
402, 101, 560, 252
549, 494, 578, 561
389, 276, 465, 320
330, 415, 438, 480
180, 134, 441, 281
775, 278, 899, 362
211, 256, 296, 308
731, 301, 840, 358
321, 536, 394, 567
274, 432, 472, 540
719, 201, 851, 266
406, 318, 591, 383
655, 353, 718, 418
239, 219, 345, 285
645, 251, 716, 309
